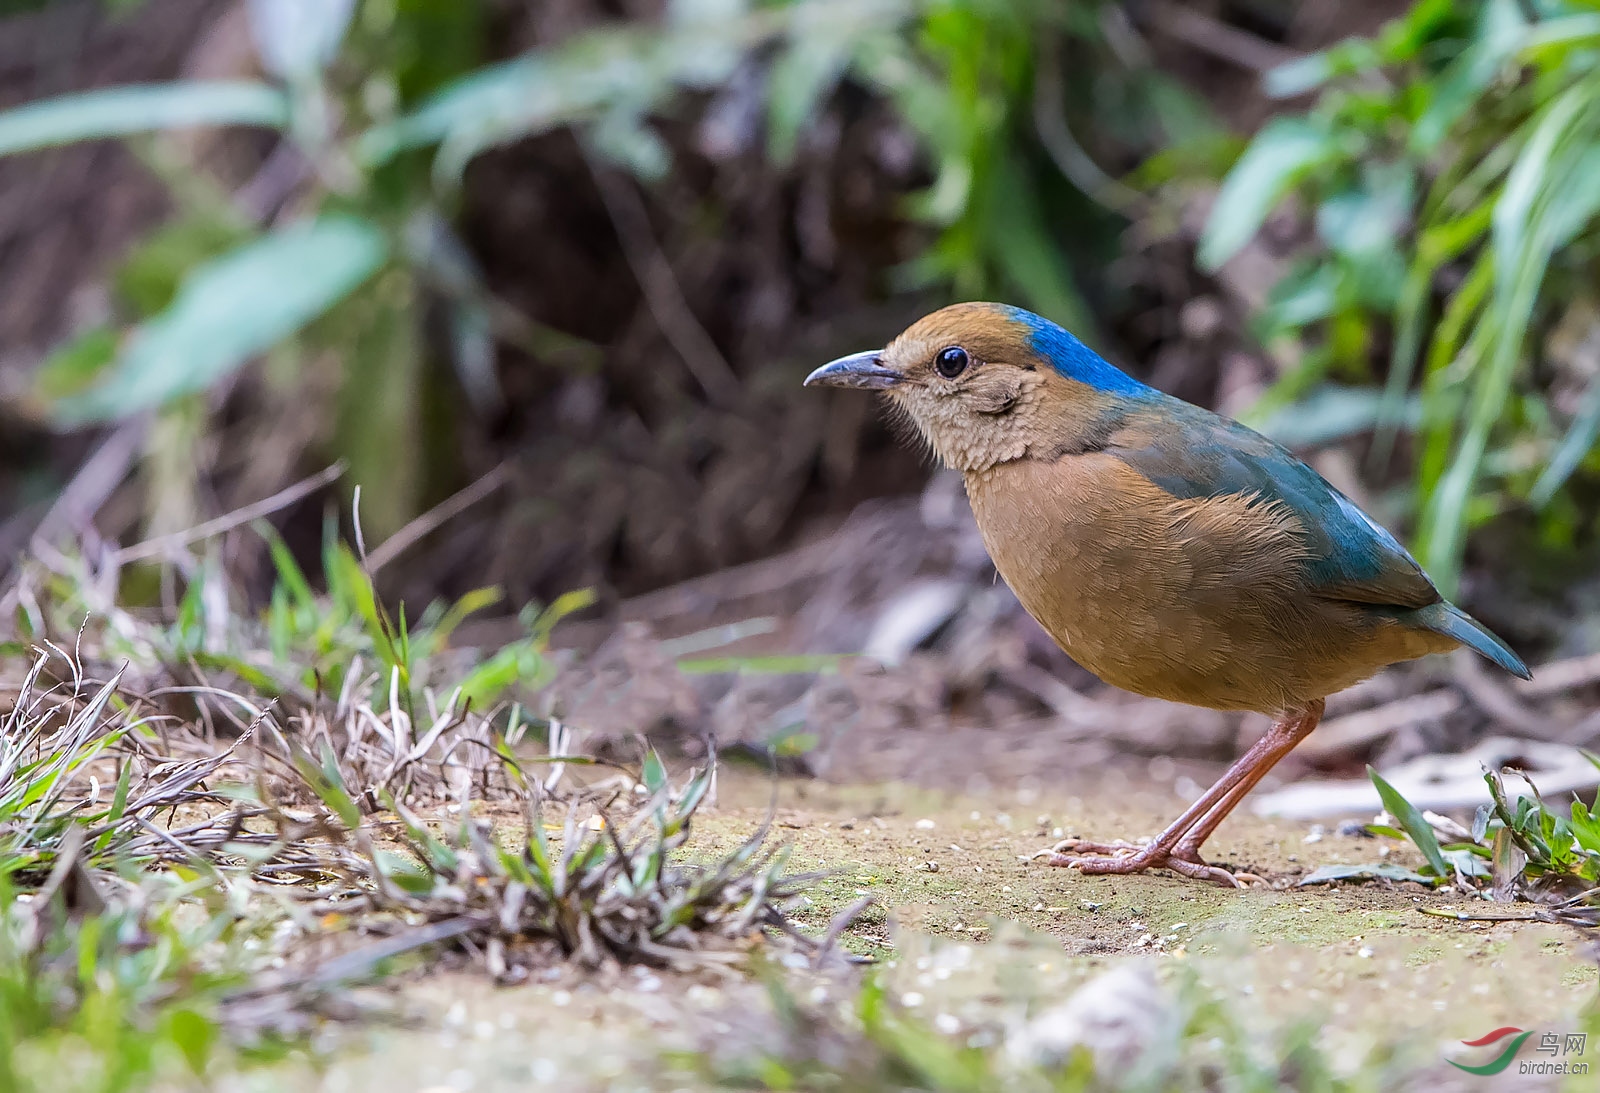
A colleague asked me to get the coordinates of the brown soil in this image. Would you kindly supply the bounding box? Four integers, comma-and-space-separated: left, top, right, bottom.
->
233, 768, 1599, 1092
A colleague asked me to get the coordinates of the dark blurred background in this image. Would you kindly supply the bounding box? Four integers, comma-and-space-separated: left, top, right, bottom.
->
3, 0, 1599, 788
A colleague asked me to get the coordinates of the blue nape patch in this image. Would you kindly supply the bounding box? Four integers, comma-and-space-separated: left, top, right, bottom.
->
1000, 305, 1152, 396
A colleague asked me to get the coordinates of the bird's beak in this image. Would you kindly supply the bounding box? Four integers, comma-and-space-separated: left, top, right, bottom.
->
803, 351, 902, 390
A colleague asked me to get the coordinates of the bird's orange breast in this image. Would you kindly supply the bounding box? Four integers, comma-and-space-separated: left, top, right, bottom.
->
964, 454, 1452, 714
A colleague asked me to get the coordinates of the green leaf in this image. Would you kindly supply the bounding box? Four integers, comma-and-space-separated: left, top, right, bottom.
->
1298, 862, 1434, 886
1258, 261, 1339, 335
0, 81, 288, 157
1569, 800, 1600, 855
1472, 804, 1493, 843
56, 215, 388, 424
1368, 767, 1450, 878
771, 729, 819, 758
1517, 12, 1600, 64
91, 760, 136, 856
985, 151, 1095, 339
1315, 162, 1413, 262
163, 1008, 217, 1075
292, 744, 362, 830
1371, 203, 1493, 467
246, 0, 357, 80
429, 587, 503, 650
1264, 35, 1382, 99
587, 107, 671, 180
1421, 78, 1600, 591
1442, 847, 1491, 877
33, 327, 119, 401
115, 215, 250, 318
529, 589, 597, 645
455, 644, 535, 709
674, 762, 715, 823
1410, 0, 1526, 154
374, 850, 436, 894
641, 749, 668, 795
325, 544, 401, 672
1494, 83, 1600, 294
391, 799, 459, 874
767, 32, 852, 164
1257, 384, 1420, 448
1199, 118, 1336, 270
355, 23, 732, 179
1531, 376, 1600, 506
258, 521, 315, 611
1263, 52, 1338, 99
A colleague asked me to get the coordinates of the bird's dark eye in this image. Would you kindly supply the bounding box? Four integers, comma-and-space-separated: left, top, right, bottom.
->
935, 346, 969, 379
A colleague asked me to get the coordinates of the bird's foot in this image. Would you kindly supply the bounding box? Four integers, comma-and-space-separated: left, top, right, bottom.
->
1033, 839, 1260, 888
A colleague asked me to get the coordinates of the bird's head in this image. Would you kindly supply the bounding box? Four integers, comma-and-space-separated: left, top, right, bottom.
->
804, 302, 1152, 473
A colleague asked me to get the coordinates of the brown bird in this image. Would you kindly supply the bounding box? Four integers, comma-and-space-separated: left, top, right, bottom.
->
805, 302, 1529, 886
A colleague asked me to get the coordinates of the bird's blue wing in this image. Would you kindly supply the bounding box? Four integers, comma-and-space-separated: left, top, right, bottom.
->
1109, 399, 1441, 610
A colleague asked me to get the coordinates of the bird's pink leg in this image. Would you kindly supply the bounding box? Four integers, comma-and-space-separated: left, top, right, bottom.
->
1035, 700, 1324, 887
1169, 700, 1325, 864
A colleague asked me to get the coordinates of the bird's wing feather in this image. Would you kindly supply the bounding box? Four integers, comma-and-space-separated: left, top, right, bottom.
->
1108, 400, 1440, 611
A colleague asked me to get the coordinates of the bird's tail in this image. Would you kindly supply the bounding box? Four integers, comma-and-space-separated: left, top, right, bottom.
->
1416, 602, 1531, 680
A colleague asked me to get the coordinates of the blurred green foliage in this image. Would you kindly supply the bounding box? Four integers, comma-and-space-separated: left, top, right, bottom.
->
14, 0, 1600, 601
0, 873, 258, 1093
0, 0, 1189, 540
13, 522, 588, 715
1202, 0, 1600, 594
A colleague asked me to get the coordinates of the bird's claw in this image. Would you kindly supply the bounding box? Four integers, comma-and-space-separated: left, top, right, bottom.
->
1033, 841, 1261, 888
1044, 837, 1147, 856
1158, 855, 1253, 888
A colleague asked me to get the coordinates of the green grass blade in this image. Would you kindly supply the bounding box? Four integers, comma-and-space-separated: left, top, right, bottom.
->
1530, 373, 1600, 506
56, 216, 389, 424
1199, 117, 1334, 270
0, 81, 288, 157
1368, 767, 1449, 878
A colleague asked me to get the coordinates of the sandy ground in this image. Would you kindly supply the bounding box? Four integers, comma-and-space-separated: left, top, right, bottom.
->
217, 766, 1600, 1093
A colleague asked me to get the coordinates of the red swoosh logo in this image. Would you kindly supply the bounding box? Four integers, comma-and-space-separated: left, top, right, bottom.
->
1461, 1027, 1524, 1047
